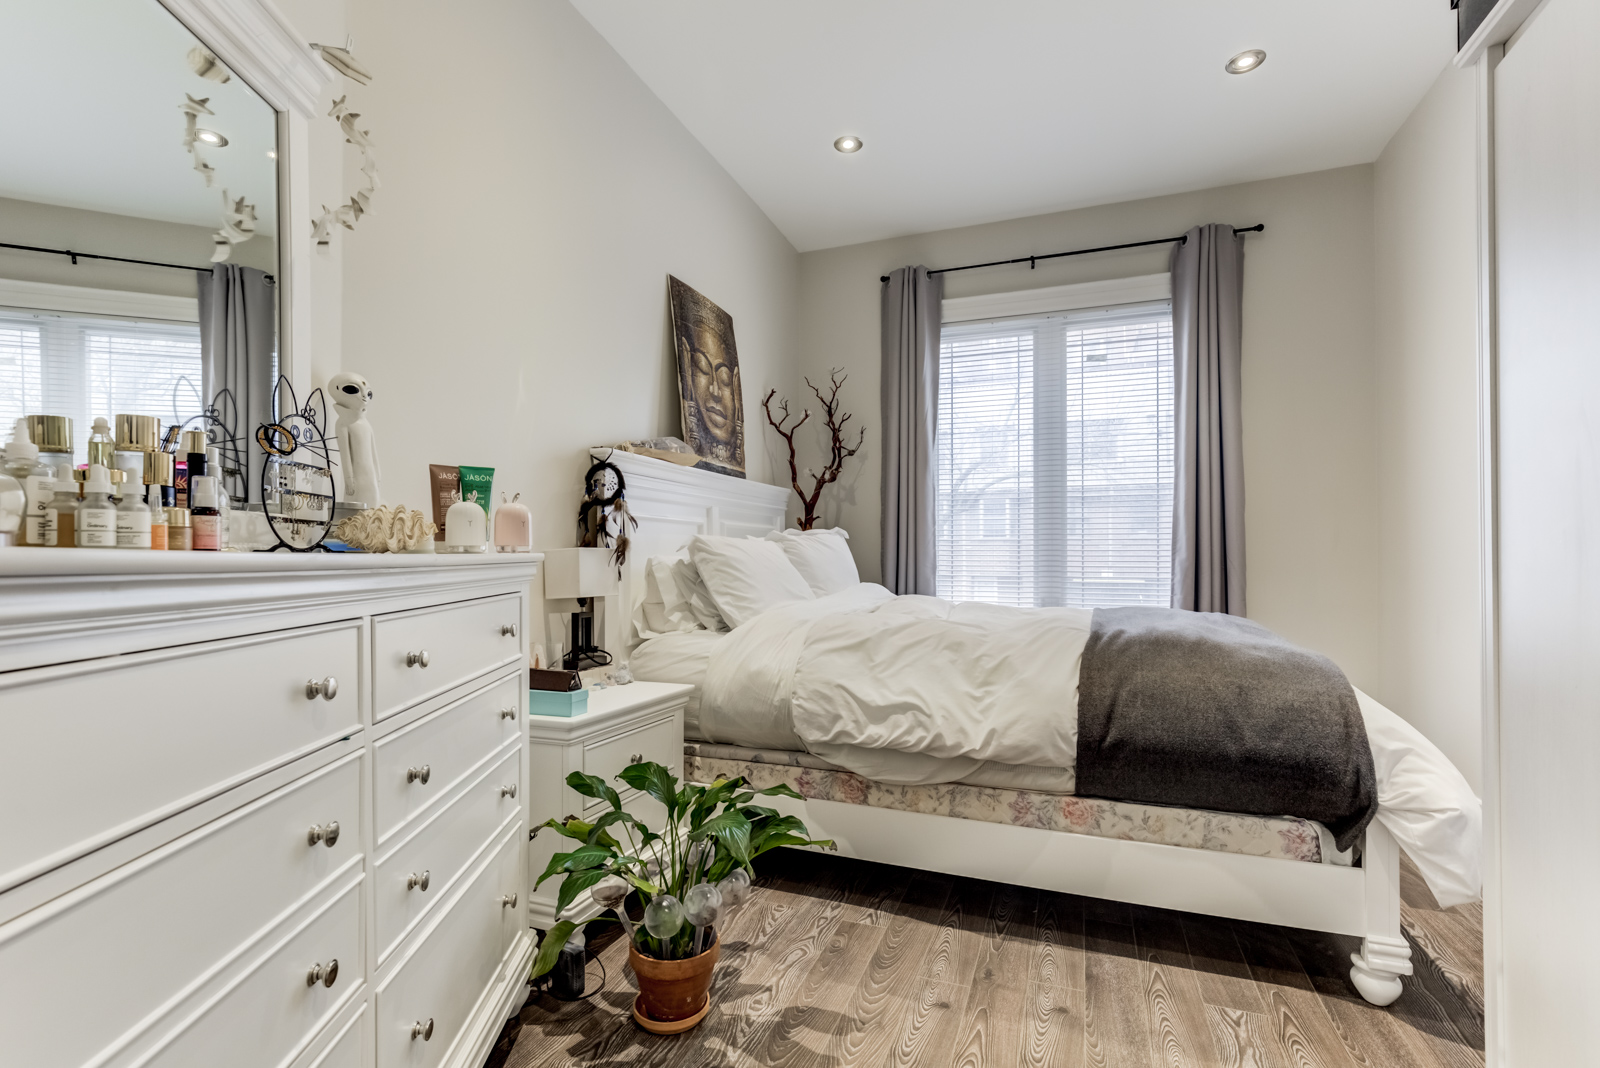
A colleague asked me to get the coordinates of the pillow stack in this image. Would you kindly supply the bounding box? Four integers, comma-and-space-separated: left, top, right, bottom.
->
632, 527, 861, 637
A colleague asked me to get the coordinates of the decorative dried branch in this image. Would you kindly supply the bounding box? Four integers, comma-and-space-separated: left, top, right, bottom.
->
762, 368, 865, 530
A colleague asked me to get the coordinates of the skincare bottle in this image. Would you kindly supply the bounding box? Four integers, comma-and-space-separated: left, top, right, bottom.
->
166, 507, 192, 550
207, 446, 231, 549
116, 479, 152, 548
86, 417, 115, 470
77, 465, 118, 548
26, 415, 73, 471
147, 484, 167, 551
113, 415, 159, 500
44, 471, 78, 547
0, 472, 23, 547
191, 475, 221, 551
4, 419, 53, 546
144, 451, 176, 508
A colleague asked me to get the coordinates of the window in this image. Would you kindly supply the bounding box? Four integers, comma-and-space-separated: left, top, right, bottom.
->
0, 307, 204, 465
936, 298, 1174, 608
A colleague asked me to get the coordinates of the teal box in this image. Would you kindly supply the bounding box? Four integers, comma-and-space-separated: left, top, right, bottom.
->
529, 688, 589, 718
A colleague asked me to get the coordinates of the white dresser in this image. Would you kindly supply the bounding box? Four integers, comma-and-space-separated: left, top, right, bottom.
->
0, 549, 541, 1068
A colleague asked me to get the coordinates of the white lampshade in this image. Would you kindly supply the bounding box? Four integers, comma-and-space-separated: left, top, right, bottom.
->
543, 547, 618, 599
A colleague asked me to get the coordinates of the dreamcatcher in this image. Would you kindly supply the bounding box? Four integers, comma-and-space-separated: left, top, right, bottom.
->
577, 454, 637, 571
255, 376, 337, 551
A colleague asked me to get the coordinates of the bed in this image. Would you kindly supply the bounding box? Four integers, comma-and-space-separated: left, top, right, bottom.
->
601, 449, 1481, 1007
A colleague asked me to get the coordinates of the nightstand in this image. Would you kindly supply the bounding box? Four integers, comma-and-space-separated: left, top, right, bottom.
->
524, 681, 692, 931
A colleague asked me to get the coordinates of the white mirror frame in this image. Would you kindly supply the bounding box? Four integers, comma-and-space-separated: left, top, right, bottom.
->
156, 0, 332, 398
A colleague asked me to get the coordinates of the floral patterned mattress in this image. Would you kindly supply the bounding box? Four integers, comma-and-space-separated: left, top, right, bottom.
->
684, 742, 1351, 867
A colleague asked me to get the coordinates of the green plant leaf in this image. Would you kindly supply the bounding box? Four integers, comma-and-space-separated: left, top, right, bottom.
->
565, 771, 622, 812
750, 833, 833, 858
616, 761, 679, 819
555, 868, 613, 918
753, 782, 806, 801
586, 809, 653, 844
690, 808, 752, 865
739, 804, 782, 820
530, 920, 579, 979
624, 871, 662, 897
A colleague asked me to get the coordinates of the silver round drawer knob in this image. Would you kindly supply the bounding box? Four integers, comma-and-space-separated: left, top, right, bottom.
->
406, 870, 430, 892
499, 706, 517, 720
406, 650, 430, 668
500, 783, 517, 799
500, 892, 518, 909
304, 676, 338, 701
411, 1018, 434, 1041
406, 765, 431, 785
305, 958, 339, 988
500, 623, 518, 637
629, 753, 645, 766
306, 821, 340, 847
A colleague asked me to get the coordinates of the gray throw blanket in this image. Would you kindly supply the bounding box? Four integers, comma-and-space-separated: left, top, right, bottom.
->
1076, 607, 1377, 853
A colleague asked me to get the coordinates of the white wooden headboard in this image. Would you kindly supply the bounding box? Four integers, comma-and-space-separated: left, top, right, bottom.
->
594, 448, 790, 652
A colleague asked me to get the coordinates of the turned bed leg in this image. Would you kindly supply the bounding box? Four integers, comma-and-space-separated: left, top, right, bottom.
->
1349, 820, 1413, 1006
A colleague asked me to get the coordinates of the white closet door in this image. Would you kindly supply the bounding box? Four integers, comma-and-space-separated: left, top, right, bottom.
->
1494, 0, 1600, 1061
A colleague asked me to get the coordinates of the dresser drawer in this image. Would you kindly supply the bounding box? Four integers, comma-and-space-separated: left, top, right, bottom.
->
372, 595, 522, 721
0, 753, 361, 1068
302, 1004, 366, 1068
373, 672, 522, 846
376, 827, 522, 1068
0, 622, 360, 893
143, 875, 362, 1068
375, 745, 521, 965
581, 714, 683, 816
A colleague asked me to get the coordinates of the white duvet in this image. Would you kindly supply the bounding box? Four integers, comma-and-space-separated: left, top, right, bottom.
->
690, 583, 1482, 906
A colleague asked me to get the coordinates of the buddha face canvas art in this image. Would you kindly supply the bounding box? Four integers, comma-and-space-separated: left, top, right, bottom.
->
669, 275, 745, 478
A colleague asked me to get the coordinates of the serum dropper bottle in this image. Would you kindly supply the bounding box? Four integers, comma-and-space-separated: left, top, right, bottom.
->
77, 465, 117, 548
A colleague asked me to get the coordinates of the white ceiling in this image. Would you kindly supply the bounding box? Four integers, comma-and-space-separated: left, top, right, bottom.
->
0, 0, 278, 236
572, 1, 1458, 252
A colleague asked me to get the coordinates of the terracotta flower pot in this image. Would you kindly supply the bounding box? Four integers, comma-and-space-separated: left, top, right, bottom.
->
628, 933, 720, 1023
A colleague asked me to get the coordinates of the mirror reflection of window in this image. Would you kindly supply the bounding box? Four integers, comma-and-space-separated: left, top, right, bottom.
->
0, 0, 279, 487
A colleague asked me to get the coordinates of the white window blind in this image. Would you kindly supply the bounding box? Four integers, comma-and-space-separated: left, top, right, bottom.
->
936, 299, 1174, 608
0, 308, 204, 464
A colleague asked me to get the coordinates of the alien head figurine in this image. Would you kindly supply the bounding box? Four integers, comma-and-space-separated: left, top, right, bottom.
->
325, 371, 381, 508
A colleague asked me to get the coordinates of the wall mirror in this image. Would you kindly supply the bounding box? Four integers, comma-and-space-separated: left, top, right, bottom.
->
0, 0, 286, 499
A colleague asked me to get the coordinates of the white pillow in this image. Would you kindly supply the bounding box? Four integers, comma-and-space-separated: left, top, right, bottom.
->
687, 535, 814, 628
649, 549, 728, 631
765, 527, 859, 596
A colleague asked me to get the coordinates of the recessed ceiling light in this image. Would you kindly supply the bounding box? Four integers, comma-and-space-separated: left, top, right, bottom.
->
195, 129, 229, 147
833, 135, 863, 154
1225, 50, 1266, 75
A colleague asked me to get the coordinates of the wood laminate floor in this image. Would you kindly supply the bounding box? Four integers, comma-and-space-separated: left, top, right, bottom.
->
487, 849, 1483, 1068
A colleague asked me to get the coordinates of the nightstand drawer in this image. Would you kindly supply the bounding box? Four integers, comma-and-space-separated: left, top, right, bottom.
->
581, 715, 682, 814
372, 595, 522, 722
373, 672, 522, 846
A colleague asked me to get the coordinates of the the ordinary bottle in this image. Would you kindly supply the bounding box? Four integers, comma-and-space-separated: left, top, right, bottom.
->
207, 446, 230, 549
43, 470, 78, 547
191, 475, 220, 551
116, 478, 152, 548
4, 419, 53, 547
77, 465, 118, 548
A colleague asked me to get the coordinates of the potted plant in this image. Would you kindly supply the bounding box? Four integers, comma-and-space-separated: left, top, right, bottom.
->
531, 761, 833, 1032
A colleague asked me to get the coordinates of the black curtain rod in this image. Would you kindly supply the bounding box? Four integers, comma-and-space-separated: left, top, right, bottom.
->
0, 240, 273, 282
880, 224, 1265, 283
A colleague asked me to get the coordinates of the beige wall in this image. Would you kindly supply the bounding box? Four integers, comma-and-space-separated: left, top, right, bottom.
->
795, 167, 1383, 687
332, 0, 798, 556
0, 195, 276, 297
1372, 66, 1481, 788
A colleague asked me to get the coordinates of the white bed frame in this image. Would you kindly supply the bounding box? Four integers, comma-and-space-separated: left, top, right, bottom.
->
602, 448, 1413, 1006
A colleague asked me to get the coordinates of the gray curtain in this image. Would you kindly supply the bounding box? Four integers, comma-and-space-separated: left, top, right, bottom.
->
1171, 224, 1246, 614
198, 264, 276, 502
880, 266, 943, 595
